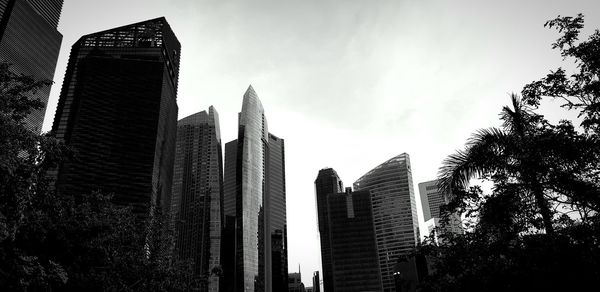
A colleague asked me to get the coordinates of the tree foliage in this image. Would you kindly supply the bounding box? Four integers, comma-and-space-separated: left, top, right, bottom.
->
0, 61, 193, 291
417, 14, 600, 291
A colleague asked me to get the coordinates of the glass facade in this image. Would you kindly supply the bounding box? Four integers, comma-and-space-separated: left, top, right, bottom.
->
353, 153, 419, 292
0, 0, 63, 133
52, 17, 180, 219
267, 133, 288, 292
327, 189, 383, 292
236, 86, 269, 292
171, 107, 223, 291
314, 168, 343, 292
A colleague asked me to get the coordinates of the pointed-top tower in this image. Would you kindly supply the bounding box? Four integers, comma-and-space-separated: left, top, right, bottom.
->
52, 17, 181, 219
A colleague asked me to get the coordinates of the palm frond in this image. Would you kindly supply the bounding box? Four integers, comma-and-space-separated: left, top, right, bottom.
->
438, 127, 508, 195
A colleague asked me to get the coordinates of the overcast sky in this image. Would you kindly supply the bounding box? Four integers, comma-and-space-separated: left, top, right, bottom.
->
42, 0, 600, 286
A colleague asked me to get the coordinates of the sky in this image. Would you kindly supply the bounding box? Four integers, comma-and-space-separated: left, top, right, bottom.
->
41, 0, 600, 286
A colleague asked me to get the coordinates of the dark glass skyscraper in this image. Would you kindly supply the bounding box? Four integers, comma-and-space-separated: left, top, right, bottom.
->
267, 133, 288, 292
327, 188, 382, 292
354, 153, 419, 292
52, 17, 181, 219
171, 107, 223, 291
0, 0, 63, 133
314, 168, 344, 292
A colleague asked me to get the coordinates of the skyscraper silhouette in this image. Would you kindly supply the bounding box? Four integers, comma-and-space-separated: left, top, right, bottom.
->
328, 188, 382, 291
171, 107, 223, 291
314, 168, 343, 292
222, 85, 287, 292
52, 17, 180, 219
354, 153, 419, 292
266, 133, 288, 292
0, 0, 63, 133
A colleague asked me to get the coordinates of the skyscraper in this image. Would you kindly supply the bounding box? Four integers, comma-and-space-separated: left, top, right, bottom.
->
266, 133, 288, 292
52, 17, 181, 219
314, 168, 344, 292
418, 179, 463, 239
327, 188, 383, 291
222, 85, 270, 292
0, 0, 63, 133
171, 107, 223, 291
354, 153, 419, 292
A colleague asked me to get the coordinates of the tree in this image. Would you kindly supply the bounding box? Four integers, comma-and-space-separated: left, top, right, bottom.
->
438, 94, 568, 234
417, 14, 600, 291
0, 61, 193, 290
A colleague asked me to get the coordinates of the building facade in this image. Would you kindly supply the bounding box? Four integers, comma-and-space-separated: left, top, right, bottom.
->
314, 168, 343, 292
52, 17, 180, 219
266, 133, 288, 292
288, 272, 305, 292
0, 0, 63, 133
327, 188, 383, 292
418, 179, 463, 240
354, 153, 419, 292
171, 108, 223, 291
222, 85, 282, 292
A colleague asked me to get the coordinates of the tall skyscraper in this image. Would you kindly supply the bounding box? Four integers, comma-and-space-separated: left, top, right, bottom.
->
222, 85, 277, 292
354, 153, 419, 292
171, 108, 223, 291
327, 188, 383, 291
0, 0, 63, 133
418, 179, 463, 239
314, 168, 344, 292
52, 17, 181, 219
266, 133, 288, 292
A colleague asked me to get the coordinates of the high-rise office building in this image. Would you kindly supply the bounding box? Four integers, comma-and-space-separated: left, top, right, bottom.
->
418, 179, 463, 239
52, 17, 181, 219
354, 153, 419, 292
314, 168, 344, 292
267, 133, 288, 292
0, 0, 63, 133
171, 108, 223, 291
315, 168, 344, 291
222, 85, 273, 292
327, 188, 383, 291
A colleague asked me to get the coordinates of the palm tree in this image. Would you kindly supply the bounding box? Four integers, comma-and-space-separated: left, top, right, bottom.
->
438, 94, 555, 234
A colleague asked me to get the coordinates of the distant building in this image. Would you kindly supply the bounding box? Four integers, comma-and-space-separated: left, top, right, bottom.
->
314, 168, 343, 292
0, 0, 63, 133
288, 271, 305, 292
354, 153, 419, 292
327, 188, 383, 291
312, 271, 320, 292
171, 108, 223, 291
52, 17, 180, 219
418, 179, 463, 240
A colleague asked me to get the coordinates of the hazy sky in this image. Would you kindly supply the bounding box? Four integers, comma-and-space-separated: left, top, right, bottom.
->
41, 0, 600, 286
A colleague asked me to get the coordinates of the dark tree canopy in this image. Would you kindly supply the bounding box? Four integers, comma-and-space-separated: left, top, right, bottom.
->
418, 14, 600, 291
